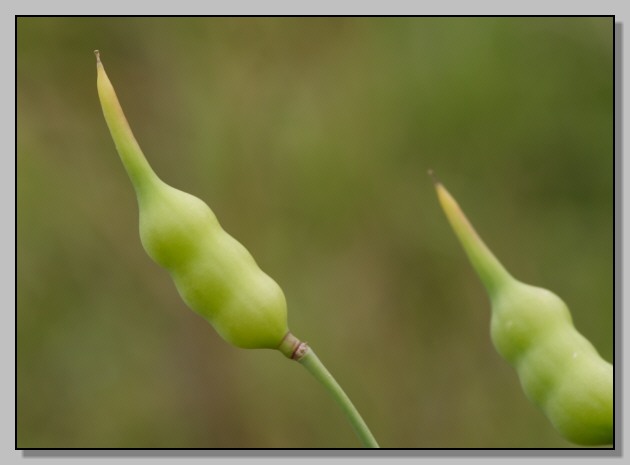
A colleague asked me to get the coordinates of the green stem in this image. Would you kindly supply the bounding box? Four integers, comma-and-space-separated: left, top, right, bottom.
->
296, 345, 379, 448
277, 333, 379, 447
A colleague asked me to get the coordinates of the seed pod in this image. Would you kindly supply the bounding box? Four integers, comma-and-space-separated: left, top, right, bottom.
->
95, 51, 289, 349
431, 173, 613, 446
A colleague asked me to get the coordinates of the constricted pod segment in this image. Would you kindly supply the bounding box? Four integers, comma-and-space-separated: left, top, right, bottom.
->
431, 172, 613, 446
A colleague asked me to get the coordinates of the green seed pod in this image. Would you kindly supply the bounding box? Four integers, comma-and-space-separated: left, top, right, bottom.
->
432, 174, 613, 446
95, 51, 289, 349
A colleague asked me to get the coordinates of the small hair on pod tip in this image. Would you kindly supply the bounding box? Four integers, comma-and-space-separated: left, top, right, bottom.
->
427, 169, 440, 185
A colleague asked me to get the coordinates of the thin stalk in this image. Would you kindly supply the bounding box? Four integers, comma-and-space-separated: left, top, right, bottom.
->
277, 332, 379, 448
298, 347, 379, 448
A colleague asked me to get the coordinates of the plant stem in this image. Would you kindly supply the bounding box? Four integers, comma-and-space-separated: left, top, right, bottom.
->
277, 332, 379, 448
297, 346, 380, 448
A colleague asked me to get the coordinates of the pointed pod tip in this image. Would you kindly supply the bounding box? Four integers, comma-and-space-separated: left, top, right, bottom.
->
94, 50, 101, 64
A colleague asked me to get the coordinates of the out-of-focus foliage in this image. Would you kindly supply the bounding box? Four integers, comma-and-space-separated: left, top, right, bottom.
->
17, 17, 613, 448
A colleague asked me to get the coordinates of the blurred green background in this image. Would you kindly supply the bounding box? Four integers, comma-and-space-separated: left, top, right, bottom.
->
17, 17, 613, 449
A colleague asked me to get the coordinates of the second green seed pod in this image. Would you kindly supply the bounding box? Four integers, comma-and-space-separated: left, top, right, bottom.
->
432, 175, 613, 446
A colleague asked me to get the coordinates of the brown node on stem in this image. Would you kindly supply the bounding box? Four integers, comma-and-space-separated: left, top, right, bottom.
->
277, 332, 308, 361
292, 341, 309, 361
